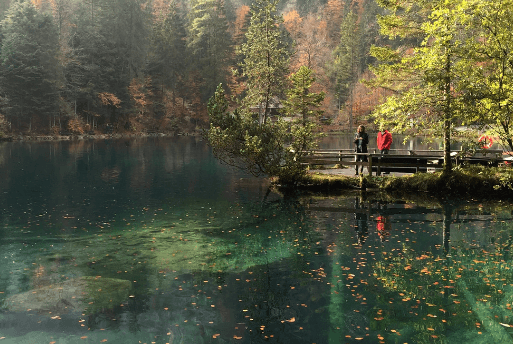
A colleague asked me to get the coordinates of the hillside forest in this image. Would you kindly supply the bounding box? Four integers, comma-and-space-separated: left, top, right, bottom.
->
0, 0, 385, 136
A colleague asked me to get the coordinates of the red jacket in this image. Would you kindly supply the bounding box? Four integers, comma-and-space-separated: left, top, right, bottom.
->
377, 130, 392, 150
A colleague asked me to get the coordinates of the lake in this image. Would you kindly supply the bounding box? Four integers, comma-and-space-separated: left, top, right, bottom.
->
0, 136, 512, 344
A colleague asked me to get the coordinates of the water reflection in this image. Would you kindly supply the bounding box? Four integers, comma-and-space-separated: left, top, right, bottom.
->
0, 138, 512, 343
311, 195, 513, 343
375, 214, 391, 242
353, 196, 368, 245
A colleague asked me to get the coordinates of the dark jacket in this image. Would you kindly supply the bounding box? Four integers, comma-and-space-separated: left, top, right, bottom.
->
354, 132, 369, 153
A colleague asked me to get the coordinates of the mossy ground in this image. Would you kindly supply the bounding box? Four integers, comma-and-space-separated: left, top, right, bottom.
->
382, 166, 513, 199
277, 166, 513, 199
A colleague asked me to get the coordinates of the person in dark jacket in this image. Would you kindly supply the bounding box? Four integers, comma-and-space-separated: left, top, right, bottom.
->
354, 125, 369, 175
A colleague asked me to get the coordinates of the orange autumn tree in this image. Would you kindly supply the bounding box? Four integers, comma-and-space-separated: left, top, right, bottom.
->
152, 0, 172, 22
233, 5, 250, 39
340, 70, 393, 126
31, 0, 52, 11
283, 10, 302, 38
129, 78, 153, 117
321, 0, 345, 47
284, 11, 335, 119
98, 92, 121, 108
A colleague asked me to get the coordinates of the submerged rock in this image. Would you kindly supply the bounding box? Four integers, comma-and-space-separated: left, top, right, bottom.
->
3, 276, 131, 315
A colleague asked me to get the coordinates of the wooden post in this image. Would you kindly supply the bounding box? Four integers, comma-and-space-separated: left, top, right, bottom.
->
368, 155, 373, 176
377, 156, 381, 176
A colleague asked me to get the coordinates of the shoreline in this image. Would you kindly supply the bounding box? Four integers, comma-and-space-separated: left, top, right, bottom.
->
290, 168, 513, 200
0, 131, 201, 142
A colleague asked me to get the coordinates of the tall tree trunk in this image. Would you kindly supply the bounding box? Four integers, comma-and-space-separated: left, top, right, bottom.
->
443, 50, 452, 173
443, 115, 451, 173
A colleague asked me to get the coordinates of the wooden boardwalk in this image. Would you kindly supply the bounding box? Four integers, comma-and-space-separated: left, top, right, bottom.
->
302, 148, 507, 176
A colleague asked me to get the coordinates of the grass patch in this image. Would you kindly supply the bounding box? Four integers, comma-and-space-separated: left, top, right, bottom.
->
308, 164, 348, 170
278, 166, 513, 199
274, 172, 365, 195
384, 166, 513, 198
307, 172, 361, 188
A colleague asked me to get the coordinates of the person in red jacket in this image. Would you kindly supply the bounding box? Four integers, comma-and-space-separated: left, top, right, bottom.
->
377, 128, 393, 154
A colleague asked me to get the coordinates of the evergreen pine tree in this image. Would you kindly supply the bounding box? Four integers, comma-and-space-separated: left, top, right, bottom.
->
187, 0, 232, 102
238, 0, 291, 124
0, 0, 60, 130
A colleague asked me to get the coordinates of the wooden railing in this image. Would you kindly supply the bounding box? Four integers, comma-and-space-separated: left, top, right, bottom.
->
301, 149, 507, 176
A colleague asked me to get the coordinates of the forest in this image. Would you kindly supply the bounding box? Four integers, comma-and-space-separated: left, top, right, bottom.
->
2, 0, 513, 154
0, 0, 383, 136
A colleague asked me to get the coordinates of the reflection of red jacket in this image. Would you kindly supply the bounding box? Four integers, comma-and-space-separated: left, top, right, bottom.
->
377, 130, 392, 150
376, 215, 391, 238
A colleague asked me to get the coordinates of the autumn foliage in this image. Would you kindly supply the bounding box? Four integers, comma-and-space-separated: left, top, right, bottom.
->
1, 0, 383, 136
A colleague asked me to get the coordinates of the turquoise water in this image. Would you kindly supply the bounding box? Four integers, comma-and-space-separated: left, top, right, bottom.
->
0, 137, 512, 343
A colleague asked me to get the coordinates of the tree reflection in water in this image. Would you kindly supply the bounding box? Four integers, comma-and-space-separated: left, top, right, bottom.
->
1, 138, 513, 343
